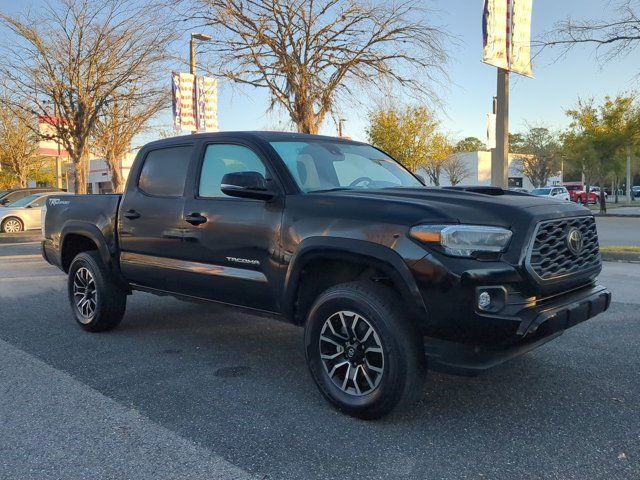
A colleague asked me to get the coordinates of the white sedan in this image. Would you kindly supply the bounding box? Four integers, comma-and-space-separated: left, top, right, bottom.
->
0, 192, 72, 233
530, 186, 571, 202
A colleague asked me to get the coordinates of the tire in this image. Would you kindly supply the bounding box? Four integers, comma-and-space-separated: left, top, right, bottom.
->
1, 217, 23, 233
67, 251, 126, 332
304, 281, 427, 419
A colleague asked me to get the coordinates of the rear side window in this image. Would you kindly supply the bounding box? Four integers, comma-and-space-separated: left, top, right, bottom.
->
138, 146, 192, 197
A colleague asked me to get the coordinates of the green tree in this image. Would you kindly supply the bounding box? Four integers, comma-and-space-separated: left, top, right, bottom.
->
366, 106, 439, 174
513, 126, 561, 188
455, 137, 486, 152
564, 94, 640, 213
509, 133, 526, 153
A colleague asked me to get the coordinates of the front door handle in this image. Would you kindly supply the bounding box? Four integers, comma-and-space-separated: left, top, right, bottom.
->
185, 213, 207, 226
124, 209, 141, 220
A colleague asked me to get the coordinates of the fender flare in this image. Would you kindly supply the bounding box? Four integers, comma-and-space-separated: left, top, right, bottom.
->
59, 221, 116, 273
282, 236, 427, 320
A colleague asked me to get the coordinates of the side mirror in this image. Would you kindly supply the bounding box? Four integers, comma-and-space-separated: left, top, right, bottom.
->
221, 171, 275, 201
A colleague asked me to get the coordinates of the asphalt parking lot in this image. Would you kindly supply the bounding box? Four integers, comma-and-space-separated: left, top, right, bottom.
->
0, 241, 639, 479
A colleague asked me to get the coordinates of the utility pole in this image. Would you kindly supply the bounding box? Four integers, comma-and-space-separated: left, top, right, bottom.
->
54, 103, 63, 189
627, 145, 633, 203
189, 33, 212, 134
491, 68, 509, 188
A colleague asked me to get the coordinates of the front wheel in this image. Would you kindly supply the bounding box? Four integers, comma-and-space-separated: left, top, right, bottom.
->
304, 281, 426, 419
68, 251, 126, 332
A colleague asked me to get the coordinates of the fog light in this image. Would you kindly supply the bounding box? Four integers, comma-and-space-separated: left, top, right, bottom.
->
478, 291, 492, 311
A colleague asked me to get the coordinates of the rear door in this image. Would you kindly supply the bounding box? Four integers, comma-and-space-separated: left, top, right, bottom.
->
179, 141, 285, 311
118, 143, 195, 292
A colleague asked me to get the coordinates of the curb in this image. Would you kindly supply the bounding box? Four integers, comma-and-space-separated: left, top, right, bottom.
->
593, 213, 640, 218
601, 251, 640, 263
0, 233, 42, 244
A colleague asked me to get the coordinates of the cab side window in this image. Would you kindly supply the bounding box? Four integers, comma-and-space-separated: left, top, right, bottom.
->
199, 144, 267, 198
138, 146, 192, 197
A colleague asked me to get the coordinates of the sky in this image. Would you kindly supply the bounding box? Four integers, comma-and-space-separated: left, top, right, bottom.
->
1, 0, 639, 144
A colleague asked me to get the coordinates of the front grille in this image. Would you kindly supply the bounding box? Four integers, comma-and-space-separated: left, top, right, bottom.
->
526, 216, 601, 281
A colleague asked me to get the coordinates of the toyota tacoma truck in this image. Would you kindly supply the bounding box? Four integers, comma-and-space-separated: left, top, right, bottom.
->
42, 132, 611, 419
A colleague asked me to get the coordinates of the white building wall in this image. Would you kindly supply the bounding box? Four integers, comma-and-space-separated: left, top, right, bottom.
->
418, 151, 561, 191
88, 152, 137, 193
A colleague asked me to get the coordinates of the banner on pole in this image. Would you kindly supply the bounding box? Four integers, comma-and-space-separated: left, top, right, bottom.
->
482, 0, 509, 70
486, 113, 497, 149
510, 0, 533, 77
172, 72, 218, 132
482, 0, 533, 77
196, 76, 219, 132
38, 116, 69, 158
172, 72, 197, 132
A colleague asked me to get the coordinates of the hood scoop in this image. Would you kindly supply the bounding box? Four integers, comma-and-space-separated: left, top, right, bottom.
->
443, 186, 508, 196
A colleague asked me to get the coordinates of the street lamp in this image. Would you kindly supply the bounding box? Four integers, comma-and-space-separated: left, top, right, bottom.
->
338, 118, 347, 138
189, 33, 212, 134
190, 32, 212, 76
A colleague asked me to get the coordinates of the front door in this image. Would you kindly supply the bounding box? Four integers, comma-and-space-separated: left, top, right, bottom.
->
180, 142, 285, 312
118, 144, 194, 292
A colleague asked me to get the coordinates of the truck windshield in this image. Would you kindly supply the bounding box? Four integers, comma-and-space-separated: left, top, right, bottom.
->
270, 140, 422, 192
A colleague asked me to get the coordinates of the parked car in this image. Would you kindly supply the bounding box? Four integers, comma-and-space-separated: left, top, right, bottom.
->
42, 132, 610, 418
577, 186, 606, 204
0, 192, 72, 233
632, 186, 640, 198
562, 183, 606, 204
530, 186, 571, 201
509, 187, 528, 193
0, 187, 61, 206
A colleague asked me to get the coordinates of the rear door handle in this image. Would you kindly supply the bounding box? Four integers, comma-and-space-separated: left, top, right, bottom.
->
124, 209, 141, 220
185, 213, 207, 226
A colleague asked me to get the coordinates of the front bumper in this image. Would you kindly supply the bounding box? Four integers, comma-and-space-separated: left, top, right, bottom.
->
422, 282, 611, 371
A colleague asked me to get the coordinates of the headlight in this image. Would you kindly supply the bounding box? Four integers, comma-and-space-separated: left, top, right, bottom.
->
409, 224, 512, 257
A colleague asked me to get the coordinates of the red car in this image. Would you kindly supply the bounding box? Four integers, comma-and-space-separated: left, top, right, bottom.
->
563, 183, 606, 204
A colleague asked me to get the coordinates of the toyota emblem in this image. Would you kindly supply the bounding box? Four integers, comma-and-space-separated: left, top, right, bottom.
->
566, 228, 583, 256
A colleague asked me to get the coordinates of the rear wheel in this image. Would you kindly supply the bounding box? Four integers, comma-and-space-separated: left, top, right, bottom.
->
304, 281, 426, 419
68, 251, 126, 332
1, 217, 23, 233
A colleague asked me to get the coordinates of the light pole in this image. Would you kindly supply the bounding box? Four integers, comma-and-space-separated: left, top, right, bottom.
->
189, 33, 212, 134
190, 33, 212, 76
338, 118, 347, 138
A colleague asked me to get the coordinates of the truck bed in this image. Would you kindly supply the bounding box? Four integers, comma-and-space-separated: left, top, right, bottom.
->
42, 194, 122, 272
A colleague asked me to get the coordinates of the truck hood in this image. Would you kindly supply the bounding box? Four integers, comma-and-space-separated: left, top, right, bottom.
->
316, 187, 590, 227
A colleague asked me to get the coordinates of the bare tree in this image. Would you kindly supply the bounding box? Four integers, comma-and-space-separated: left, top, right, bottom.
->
0, 106, 46, 188
442, 154, 471, 186
186, 0, 448, 134
542, 0, 640, 69
0, 0, 175, 193
93, 87, 168, 193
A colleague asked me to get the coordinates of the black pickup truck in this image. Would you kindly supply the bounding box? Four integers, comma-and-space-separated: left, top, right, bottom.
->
43, 132, 611, 418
